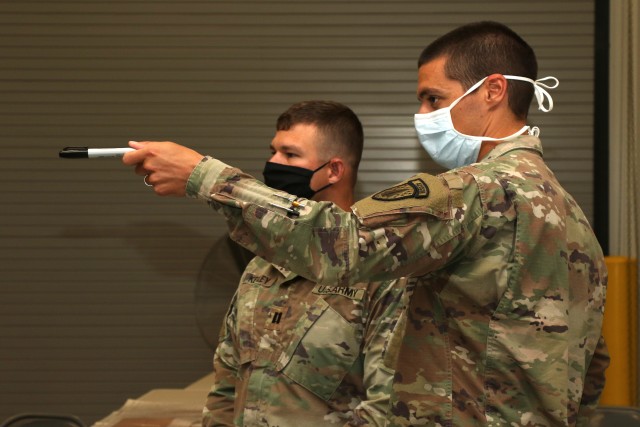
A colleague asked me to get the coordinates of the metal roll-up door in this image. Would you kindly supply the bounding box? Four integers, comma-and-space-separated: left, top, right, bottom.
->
0, 1, 595, 422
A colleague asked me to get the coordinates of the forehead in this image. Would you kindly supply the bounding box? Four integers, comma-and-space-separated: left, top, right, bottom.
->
271, 123, 322, 151
417, 56, 464, 95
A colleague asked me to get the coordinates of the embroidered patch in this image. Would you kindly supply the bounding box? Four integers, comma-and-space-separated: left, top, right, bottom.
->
243, 273, 270, 285
312, 285, 365, 301
352, 173, 452, 220
372, 178, 430, 201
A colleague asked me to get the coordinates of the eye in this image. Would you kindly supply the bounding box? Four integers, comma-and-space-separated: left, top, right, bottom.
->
418, 92, 441, 110
427, 95, 440, 107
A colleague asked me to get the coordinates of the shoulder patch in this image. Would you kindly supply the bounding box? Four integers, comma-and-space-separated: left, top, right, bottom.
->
353, 173, 451, 219
372, 178, 429, 201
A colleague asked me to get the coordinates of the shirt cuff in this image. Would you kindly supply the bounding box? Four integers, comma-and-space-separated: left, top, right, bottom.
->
186, 156, 231, 200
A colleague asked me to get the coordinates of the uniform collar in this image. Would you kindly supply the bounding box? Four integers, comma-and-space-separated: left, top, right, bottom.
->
480, 135, 543, 162
271, 263, 296, 280
248, 256, 298, 285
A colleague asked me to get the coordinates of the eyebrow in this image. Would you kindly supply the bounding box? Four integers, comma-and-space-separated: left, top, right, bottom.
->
270, 142, 301, 153
417, 86, 444, 101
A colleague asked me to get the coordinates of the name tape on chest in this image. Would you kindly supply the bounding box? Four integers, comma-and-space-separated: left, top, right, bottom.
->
243, 273, 271, 285
312, 285, 365, 301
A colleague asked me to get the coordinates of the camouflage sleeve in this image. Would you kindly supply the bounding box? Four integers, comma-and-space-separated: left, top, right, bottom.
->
576, 335, 610, 424
348, 278, 412, 427
187, 157, 471, 286
202, 300, 238, 427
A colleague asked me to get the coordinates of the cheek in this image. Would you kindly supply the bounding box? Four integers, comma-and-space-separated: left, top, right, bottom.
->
451, 104, 481, 134
309, 174, 319, 189
450, 108, 468, 131
309, 168, 326, 189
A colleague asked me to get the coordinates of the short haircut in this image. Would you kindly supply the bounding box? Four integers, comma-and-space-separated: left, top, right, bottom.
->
418, 21, 538, 120
276, 100, 364, 183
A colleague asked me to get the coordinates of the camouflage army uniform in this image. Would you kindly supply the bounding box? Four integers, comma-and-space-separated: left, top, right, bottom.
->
187, 135, 609, 427
202, 255, 412, 427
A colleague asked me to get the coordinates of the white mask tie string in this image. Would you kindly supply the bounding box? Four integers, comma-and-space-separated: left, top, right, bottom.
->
504, 75, 559, 113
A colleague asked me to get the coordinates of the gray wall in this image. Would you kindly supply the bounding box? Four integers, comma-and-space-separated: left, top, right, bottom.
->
0, 1, 595, 424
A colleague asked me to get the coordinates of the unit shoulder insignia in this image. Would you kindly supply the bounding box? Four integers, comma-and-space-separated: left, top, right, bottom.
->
353, 173, 452, 220
372, 178, 429, 201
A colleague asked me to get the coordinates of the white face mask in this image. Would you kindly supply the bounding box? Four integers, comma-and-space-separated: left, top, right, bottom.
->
414, 75, 559, 169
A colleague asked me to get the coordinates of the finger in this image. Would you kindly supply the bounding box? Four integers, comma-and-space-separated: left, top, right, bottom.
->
122, 140, 149, 165
134, 164, 150, 176
129, 140, 147, 150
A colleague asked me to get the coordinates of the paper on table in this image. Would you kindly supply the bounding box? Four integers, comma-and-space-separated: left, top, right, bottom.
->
91, 397, 202, 427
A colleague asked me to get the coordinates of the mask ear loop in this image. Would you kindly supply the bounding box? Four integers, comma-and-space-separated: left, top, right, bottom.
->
309, 160, 334, 196
448, 77, 489, 110
504, 75, 559, 113
312, 160, 331, 173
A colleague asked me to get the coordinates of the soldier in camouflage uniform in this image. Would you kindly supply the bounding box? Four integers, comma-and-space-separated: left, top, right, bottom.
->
125, 22, 608, 427
202, 101, 412, 426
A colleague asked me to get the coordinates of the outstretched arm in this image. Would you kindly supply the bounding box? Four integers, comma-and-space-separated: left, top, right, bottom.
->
123, 141, 470, 286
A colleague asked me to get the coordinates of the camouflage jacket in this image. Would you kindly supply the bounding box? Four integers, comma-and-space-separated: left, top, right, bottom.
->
202, 256, 411, 427
187, 136, 609, 427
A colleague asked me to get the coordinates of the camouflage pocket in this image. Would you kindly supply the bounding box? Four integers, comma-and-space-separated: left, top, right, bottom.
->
277, 299, 363, 400
232, 284, 261, 365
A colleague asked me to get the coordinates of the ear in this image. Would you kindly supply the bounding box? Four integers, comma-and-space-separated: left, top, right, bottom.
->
326, 158, 345, 184
483, 73, 509, 107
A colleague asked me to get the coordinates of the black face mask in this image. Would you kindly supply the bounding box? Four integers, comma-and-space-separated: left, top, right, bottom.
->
262, 161, 331, 199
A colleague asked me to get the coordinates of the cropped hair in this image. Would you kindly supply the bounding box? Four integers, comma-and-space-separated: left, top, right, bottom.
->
276, 100, 364, 181
418, 21, 538, 119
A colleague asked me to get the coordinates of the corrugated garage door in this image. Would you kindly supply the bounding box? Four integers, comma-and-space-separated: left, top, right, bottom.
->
0, 1, 595, 423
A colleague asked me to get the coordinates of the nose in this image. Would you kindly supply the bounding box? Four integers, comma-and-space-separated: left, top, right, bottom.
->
417, 103, 430, 114
269, 152, 284, 164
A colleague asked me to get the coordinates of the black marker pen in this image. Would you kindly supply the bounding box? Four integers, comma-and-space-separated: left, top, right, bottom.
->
59, 147, 134, 158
